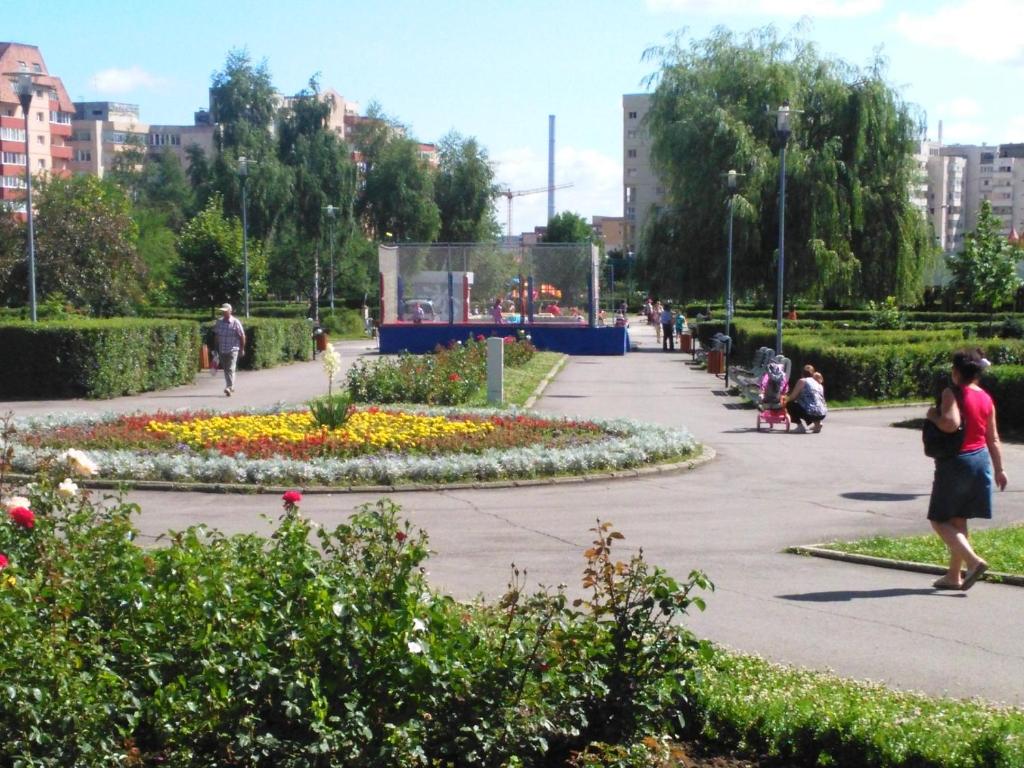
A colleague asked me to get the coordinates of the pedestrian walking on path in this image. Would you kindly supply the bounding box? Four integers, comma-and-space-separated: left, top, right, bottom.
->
660, 303, 675, 351
213, 303, 246, 397
927, 349, 1008, 590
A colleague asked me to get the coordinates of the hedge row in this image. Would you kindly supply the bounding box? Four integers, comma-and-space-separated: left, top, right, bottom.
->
204, 317, 312, 370
700, 318, 1024, 428
0, 319, 198, 399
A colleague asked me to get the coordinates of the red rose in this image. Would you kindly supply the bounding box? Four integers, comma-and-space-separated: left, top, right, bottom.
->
0, 553, 7, 569
503, 336, 514, 344
282, 490, 302, 504
395, 531, 407, 543
448, 373, 460, 382
475, 334, 485, 342
9, 507, 34, 529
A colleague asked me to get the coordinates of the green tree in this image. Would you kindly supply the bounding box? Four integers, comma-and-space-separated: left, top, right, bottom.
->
0, 207, 24, 305
434, 131, 499, 242
176, 196, 264, 312
947, 200, 1021, 314
361, 137, 440, 242
643, 26, 930, 305
32, 175, 142, 315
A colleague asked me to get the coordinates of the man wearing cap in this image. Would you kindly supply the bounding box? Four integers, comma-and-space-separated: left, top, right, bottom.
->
213, 303, 246, 396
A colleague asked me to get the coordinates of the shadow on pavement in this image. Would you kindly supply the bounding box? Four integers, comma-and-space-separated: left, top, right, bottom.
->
841, 492, 927, 502
777, 588, 962, 602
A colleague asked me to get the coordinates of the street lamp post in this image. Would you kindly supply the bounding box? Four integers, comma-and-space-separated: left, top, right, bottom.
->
774, 100, 792, 355
10, 72, 39, 322
324, 204, 338, 311
237, 156, 253, 318
724, 169, 742, 389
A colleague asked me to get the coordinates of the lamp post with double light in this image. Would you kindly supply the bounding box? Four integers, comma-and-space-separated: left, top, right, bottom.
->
773, 100, 793, 355
324, 204, 338, 311
8, 72, 40, 322
723, 168, 744, 388
237, 155, 255, 318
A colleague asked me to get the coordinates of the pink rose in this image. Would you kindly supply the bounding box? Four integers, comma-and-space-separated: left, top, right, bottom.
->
0, 553, 7, 569
9, 507, 34, 529
282, 490, 302, 508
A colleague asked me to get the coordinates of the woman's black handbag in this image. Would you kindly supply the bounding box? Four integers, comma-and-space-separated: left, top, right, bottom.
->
922, 387, 964, 459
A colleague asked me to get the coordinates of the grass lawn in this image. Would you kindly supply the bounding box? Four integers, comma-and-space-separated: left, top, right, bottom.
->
465, 351, 564, 408
822, 525, 1024, 576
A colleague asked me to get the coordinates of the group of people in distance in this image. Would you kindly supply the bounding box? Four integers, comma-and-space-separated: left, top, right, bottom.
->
642, 298, 689, 352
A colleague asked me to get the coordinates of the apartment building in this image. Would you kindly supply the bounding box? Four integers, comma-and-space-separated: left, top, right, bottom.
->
591, 215, 625, 252
0, 42, 75, 211
622, 94, 666, 256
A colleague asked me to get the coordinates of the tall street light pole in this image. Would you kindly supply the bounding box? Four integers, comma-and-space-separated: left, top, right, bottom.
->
238, 155, 253, 318
324, 204, 338, 311
724, 169, 743, 389
774, 100, 792, 355
11, 72, 39, 322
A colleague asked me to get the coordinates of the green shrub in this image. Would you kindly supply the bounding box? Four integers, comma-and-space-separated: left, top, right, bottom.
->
319, 308, 364, 337
204, 317, 312, 370
0, 318, 197, 399
347, 336, 534, 405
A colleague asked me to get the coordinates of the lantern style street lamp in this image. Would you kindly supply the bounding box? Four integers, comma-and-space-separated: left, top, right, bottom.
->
324, 204, 338, 311
723, 168, 744, 388
8, 72, 40, 322
237, 155, 255, 317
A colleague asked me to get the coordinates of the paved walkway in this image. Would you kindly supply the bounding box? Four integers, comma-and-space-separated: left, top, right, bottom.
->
6, 327, 1024, 705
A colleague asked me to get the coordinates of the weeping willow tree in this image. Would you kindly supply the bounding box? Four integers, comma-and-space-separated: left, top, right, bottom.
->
642, 26, 931, 306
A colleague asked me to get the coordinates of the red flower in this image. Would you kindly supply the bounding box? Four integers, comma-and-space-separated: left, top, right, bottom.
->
395, 531, 407, 543
475, 334, 485, 342
282, 490, 302, 505
503, 336, 514, 344
0, 553, 7, 569
448, 373, 460, 382
8, 507, 34, 529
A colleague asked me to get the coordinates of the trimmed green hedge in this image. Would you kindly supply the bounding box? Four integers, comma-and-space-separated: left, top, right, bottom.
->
0, 319, 198, 399
204, 317, 312, 370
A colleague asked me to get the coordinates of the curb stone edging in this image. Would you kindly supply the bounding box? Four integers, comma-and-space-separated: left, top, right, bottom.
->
523, 354, 567, 409
6, 444, 716, 496
787, 544, 1024, 587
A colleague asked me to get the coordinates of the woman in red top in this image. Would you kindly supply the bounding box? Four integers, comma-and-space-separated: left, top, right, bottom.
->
926, 349, 1008, 590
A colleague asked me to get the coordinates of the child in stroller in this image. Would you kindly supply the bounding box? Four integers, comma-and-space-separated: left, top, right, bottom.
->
757, 361, 791, 431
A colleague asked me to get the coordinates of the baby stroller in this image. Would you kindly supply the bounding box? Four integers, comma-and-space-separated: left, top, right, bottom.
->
756, 361, 790, 432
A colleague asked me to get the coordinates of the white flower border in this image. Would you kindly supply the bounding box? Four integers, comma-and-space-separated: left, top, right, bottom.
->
12, 405, 698, 487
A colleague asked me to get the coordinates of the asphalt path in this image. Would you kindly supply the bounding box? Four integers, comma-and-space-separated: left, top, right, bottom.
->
6, 328, 1024, 705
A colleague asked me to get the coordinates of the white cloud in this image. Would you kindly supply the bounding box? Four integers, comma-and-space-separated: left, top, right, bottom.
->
893, 1, 1024, 65
89, 66, 166, 95
491, 145, 621, 235
645, 0, 883, 18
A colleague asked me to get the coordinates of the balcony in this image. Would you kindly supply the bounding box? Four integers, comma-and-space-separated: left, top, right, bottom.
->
50, 122, 72, 138
50, 144, 72, 160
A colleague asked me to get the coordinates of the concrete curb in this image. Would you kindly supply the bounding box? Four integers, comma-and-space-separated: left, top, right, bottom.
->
787, 544, 1024, 587
5, 444, 716, 496
523, 354, 568, 409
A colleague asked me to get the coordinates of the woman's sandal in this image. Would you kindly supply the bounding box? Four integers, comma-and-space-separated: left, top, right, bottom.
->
960, 562, 989, 591
932, 577, 962, 590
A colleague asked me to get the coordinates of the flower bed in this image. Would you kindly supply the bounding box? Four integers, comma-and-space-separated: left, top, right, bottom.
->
13, 406, 699, 487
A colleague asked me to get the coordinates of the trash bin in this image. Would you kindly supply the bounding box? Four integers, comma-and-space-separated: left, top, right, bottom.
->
679, 332, 692, 352
706, 349, 725, 374
199, 343, 210, 370
316, 331, 329, 352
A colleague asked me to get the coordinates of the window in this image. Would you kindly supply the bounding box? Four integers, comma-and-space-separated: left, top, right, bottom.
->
627, 148, 637, 159
75, 150, 92, 162
32, 63, 42, 73
625, 186, 634, 203
4, 109, 12, 117
72, 130, 91, 141
626, 168, 638, 177
1, 152, 26, 165
628, 111, 637, 119
49, 111, 72, 125
48, 88, 58, 101
37, 135, 45, 145
16, 61, 27, 72
626, 130, 637, 140
0, 127, 26, 142
37, 158, 45, 169
2, 176, 26, 189
36, 111, 44, 122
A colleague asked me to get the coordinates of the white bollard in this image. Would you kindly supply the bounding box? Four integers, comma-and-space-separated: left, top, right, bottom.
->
486, 336, 504, 405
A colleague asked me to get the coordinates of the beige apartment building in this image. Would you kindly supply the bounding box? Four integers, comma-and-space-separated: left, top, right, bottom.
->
622, 93, 666, 256
591, 215, 624, 252
0, 42, 75, 211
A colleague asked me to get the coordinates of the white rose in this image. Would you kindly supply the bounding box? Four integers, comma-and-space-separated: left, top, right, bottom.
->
62, 449, 99, 477
4, 496, 30, 511
407, 640, 423, 654
57, 478, 79, 498
412, 618, 427, 633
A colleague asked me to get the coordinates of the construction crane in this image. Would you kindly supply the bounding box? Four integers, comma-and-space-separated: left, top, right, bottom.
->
498, 183, 573, 241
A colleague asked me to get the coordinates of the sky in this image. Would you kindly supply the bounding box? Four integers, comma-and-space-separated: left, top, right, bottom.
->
8, 0, 1024, 234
